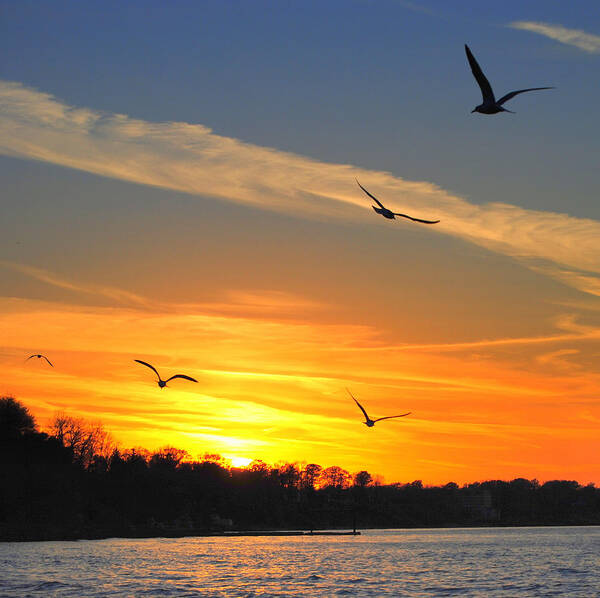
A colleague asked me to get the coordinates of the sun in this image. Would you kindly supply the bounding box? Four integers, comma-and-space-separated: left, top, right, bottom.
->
229, 456, 253, 468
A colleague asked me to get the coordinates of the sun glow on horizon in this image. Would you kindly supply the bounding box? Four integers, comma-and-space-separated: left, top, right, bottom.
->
0, 58, 598, 487
1, 282, 599, 486
228, 456, 253, 468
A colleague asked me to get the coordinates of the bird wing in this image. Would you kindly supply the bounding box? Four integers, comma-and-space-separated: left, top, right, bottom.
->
355, 179, 386, 210
392, 212, 440, 224
25, 355, 36, 361
346, 388, 370, 421
465, 44, 495, 103
497, 87, 554, 106
373, 412, 412, 423
42, 355, 54, 367
134, 359, 161, 381
166, 374, 198, 383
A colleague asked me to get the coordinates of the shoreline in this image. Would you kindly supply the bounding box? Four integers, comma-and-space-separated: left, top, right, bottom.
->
3, 523, 599, 543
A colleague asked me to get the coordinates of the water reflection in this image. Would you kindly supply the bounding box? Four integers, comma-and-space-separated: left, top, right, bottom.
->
1, 527, 598, 597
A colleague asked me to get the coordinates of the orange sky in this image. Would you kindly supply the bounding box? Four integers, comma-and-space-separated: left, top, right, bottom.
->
2, 261, 599, 485
0, 80, 599, 486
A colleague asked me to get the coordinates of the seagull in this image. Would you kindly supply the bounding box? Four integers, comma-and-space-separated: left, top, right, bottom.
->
26, 354, 54, 367
465, 44, 553, 115
347, 389, 411, 428
134, 359, 198, 388
355, 180, 439, 224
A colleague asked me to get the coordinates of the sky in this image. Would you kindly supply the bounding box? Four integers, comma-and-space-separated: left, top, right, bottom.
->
1, 0, 599, 485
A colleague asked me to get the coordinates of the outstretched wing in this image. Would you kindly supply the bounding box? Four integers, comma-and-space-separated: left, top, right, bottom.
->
497, 87, 554, 106
373, 412, 411, 423
465, 44, 495, 103
134, 359, 161, 381
41, 355, 54, 367
25, 355, 36, 361
355, 179, 386, 210
392, 212, 440, 224
166, 374, 198, 383
346, 388, 370, 421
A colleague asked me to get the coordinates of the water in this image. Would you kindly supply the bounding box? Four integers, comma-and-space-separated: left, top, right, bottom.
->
1, 527, 598, 597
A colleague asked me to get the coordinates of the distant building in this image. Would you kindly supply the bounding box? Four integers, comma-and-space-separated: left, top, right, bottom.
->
210, 514, 233, 529
461, 490, 498, 521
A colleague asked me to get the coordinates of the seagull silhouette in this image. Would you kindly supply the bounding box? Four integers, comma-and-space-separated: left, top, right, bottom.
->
134, 359, 198, 388
347, 389, 411, 427
26, 354, 54, 367
465, 44, 553, 115
355, 180, 439, 223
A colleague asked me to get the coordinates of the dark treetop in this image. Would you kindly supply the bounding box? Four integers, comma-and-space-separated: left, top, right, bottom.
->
1, 397, 598, 541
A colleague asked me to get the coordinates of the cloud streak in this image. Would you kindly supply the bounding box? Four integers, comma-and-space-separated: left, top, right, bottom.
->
7, 259, 600, 362
0, 261, 153, 308
0, 260, 326, 320
510, 21, 600, 53
3, 80, 600, 294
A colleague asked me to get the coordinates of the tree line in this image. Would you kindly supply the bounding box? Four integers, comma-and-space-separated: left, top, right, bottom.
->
1, 396, 598, 541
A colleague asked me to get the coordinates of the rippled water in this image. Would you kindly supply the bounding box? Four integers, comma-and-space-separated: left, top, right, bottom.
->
1, 527, 599, 597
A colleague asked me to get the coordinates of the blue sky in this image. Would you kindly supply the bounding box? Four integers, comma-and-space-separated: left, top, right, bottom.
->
2, 0, 598, 217
2, 0, 599, 319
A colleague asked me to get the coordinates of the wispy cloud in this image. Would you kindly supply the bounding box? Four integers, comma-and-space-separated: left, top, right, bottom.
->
3, 80, 600, 296
0, 260, 153, 308
337, 328, 600, 353
7, 259, 600, 361
393, 0, 440, 18
532, 264, 600, 298
0, 260, 326, 319
535, 348, 580, 369
510, 21, 600, 54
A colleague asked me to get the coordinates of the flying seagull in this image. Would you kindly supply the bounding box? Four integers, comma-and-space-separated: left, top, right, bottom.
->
465, 44, 553, 115
355, 180, 439, 224
347, 389, 411, 428
26, 354, 54, 367
134, 359, 198, 388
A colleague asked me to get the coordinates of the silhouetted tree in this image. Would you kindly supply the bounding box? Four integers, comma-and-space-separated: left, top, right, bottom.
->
320, 466, 351, 489
2, 398, 600, 541
301, 463, 322, 491
249, 459, 270, 475
122, 448, 150, 474
278, 463, 301, 491
202, 453, 226, 465
149, 447, 189, 471
50, 414, 115, 468
353, 470, 373, 487
0, 397, 36, 438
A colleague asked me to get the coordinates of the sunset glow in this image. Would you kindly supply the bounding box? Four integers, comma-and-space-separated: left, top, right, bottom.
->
1, 1, 599, 488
